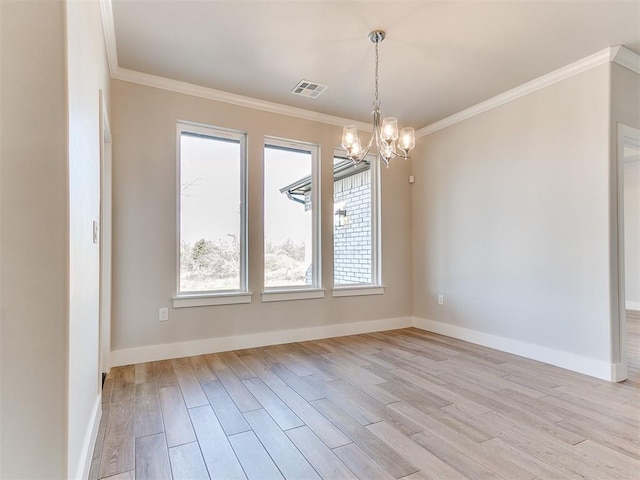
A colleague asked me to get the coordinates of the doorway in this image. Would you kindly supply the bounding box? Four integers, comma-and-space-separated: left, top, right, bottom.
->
99, 90, 112, 380
618, 124, 640, 382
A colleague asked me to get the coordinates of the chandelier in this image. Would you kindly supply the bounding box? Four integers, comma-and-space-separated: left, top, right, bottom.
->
342, 30, 415, 167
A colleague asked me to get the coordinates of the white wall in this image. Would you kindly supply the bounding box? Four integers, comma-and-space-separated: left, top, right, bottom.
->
110, 80, 413, 362
65, 0, 111, 477
0, 1, 68, 477
412, 64, 615, 378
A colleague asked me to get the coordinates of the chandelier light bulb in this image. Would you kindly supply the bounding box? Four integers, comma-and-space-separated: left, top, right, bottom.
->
399, 127, 415, 153
381, 117, 399, 142
342, 125, 359, 149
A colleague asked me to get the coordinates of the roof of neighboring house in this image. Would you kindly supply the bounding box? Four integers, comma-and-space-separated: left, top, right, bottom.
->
279, 159, 370, 203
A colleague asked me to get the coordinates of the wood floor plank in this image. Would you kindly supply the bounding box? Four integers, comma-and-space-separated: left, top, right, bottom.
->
158, 386, 196, 447
392, 402, 536, 480
134, 362, 156, 385
98, 401, 134, 479
206, 353, 261, 412
242, 377, 304, 430
189, 405, 247, 480
270, 363, 325, 401
329, 379, 423, 436
243, 408, 321, 480
135, 433, 171, 480
481, 437, 580, 480
286, 426, 358, 480
155, 360, 178, 387
219, 351, 258, 380
201, 380, 251, 436
174, 365, 209, 408
239, 354, 287, 388
367, 420, 468, 480
272, 384, 351, 448
303, 374, 381, 425
134, 382, 164, 438
168, 442, 209, 480
332, 443, 394, 480
189, 355, 218, 383
111, 365, 135, 404
312, 398, 418, 478
228, 431, 284, 480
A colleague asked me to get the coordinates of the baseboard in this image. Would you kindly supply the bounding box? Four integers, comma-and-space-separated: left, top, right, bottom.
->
72, 395, 102, 480
412, 317, 622, 382
110, 316, 413, 367
626, 300, 640, 311
611, 361, 628, 382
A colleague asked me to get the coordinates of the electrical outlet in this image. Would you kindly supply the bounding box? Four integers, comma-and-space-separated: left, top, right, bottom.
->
159, 307, 169, 322
438, 295, 444, 305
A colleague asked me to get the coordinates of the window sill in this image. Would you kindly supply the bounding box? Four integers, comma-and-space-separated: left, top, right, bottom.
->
332, 285, 385, 297
261, 288, 325, 303
173, 291, 253, 308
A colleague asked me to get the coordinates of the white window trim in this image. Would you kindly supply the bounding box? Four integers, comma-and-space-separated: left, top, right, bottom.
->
332, 285, 385, 297
173, 291, 253, 308
332, 149, 383, 288
175, 121, 249, 303
261, 288, 325, 303
263, 136, 322, 293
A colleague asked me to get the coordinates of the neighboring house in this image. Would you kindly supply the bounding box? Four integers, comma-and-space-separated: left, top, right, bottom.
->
280, 159, 372, 284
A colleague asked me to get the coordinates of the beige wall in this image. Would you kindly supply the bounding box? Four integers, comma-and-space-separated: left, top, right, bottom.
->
66, 0, 111, 477
0, 1, 68, 477
110, 80, 412, 355
411, 64, 613, 365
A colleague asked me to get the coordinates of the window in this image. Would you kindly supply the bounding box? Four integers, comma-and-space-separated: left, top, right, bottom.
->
333, 152, 382, 292
263, 138, 321, 295
176, 122, 248, 304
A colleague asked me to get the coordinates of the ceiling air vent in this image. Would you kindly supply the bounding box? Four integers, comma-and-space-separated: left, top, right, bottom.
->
291, 80, 328, 99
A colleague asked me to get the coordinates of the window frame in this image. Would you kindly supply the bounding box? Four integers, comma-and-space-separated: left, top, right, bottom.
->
262, 136, 322, 301
332, 150, 384, 297
173, 121, 251, 308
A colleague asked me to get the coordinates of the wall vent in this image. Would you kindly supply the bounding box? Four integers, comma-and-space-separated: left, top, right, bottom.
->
291, 80, 328, 98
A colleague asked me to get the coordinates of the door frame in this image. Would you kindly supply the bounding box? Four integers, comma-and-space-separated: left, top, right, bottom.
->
99, 90, 112, 376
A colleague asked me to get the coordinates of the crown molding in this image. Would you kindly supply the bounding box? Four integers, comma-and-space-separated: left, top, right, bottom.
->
99, 0, 370, 131
112, 68, 372, 131
611, 45, 640, 75
417, 46, 640, 137
98, 0, 638, 138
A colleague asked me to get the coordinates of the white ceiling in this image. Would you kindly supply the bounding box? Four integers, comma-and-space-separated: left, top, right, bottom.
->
110, 0, 640, 129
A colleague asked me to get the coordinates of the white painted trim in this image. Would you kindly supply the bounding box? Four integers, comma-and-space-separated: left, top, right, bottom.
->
113, 68, 372, 132
612, 45, 640, 75
332, 285, 385, 297
626, 301, 640, 311
173, 292, 253, 308
73, 395, 101, 480
611, 362, 628, 383
110, 316, 412, 366
98, 0, 118, 75
261, 289, 325, 303
417, 46, 640, 137
412, 317, 624, 382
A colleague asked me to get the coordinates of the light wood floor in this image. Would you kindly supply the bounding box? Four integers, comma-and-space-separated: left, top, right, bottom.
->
90, 323, 640, 480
